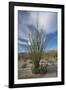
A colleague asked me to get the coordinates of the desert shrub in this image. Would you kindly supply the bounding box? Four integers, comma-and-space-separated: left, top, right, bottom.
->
39, 65, 47, 74
31, 66, 40, 74
29, 61, 32, 64
21, 63, 27, 68
32, 65, 47, 74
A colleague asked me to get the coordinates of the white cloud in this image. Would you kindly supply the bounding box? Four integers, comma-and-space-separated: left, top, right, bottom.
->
29, 11, 57, 34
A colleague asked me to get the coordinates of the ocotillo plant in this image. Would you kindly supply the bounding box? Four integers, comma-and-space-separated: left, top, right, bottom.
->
27, 28, 46, 68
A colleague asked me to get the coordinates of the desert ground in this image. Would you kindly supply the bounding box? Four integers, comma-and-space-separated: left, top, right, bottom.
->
18, 59, 57, 79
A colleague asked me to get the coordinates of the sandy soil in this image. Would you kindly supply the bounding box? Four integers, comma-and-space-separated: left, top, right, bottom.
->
18, 59, 57, 79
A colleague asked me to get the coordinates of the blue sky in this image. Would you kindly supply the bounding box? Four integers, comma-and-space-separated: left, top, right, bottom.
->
18, 10, 57, 53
